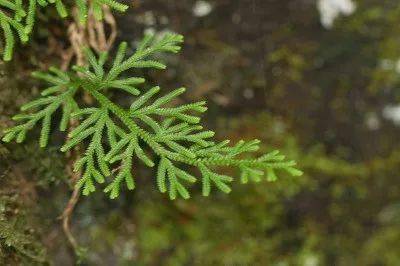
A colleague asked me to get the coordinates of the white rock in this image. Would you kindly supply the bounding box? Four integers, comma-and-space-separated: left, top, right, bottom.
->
317, 0, 356, 28
193, 1, 213, 17
383, 104, 400, 126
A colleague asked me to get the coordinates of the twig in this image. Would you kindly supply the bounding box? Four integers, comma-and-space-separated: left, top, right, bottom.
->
58, 4, 118, 258
59, 118, 82, 256
60, 175, 81, 251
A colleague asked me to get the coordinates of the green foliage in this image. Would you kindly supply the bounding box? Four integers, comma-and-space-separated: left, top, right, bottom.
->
0, 166, 47, 264
2, 33, 302, 199
0, 0, 128, 61
0, 219, 46, 264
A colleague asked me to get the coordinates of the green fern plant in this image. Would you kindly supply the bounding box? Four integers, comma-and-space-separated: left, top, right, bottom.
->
0, 0, 127, 61
2, 33, 303, 200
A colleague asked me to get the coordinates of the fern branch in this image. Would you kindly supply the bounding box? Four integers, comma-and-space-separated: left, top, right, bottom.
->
0, 0, 128, 60
3, 33, 303, 200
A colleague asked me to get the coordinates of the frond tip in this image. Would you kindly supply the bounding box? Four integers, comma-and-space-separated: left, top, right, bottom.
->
2, 32, 303, 200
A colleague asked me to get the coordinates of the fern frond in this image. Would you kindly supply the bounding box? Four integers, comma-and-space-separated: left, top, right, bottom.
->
0, 0, 128, 60
3, 68, 78, 146
105, 33, 184, 81
48, 0, 128, 22
61, 108, 112, 195
3, 33, 303, 200
0, 8, 29, 60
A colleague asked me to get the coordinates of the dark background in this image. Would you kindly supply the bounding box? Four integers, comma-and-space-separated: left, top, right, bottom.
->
1, 0, 400, 265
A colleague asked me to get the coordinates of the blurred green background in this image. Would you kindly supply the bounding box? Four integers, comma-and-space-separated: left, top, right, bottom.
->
1, 0, 400, 265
